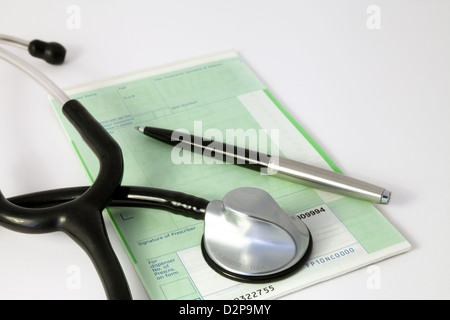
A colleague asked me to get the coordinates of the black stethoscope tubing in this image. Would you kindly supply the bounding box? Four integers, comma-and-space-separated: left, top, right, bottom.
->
0, 100, 130, 299
8, 185, 208, 218
0, 37, 209, 299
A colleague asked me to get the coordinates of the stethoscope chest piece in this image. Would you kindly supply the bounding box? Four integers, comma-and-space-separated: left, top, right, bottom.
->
201, 187, 312, 282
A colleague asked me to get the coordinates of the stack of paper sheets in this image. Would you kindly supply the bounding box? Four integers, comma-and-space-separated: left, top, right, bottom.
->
51, 51, 410, 300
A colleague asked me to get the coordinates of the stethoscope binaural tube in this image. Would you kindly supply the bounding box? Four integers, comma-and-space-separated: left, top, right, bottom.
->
0, 37, 131, 299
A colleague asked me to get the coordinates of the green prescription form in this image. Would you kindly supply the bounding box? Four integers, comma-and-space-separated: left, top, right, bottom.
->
52, 51, 410, 300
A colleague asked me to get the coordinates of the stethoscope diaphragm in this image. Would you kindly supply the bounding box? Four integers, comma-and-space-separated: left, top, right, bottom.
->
201, 187, 312, 282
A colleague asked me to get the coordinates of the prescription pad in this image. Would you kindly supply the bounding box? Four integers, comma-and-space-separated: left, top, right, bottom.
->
51, 50, 410, 300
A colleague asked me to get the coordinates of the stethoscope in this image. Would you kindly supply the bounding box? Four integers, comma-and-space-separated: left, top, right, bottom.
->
0, 35, 311, 299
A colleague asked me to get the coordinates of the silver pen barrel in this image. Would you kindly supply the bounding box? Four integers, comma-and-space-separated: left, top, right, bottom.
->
266, 156, 391, 204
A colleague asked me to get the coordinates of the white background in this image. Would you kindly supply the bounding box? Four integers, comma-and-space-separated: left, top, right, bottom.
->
0, 0, 449, 300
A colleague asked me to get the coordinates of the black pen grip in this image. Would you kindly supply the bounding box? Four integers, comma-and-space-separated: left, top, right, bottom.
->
142, 126, 270, 170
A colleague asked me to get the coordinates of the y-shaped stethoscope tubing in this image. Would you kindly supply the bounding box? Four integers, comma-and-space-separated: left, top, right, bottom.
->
0, 35, 136, 299
0, 99, 130, 299
0, 36, 211, 299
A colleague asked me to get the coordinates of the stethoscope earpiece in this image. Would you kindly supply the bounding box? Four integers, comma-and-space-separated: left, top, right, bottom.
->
28, 39, 66, 65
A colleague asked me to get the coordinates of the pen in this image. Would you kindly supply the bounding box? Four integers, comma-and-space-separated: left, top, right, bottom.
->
135, 126, 391, 204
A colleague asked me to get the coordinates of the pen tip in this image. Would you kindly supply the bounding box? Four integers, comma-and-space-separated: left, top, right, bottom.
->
381, 190, 391, 204
135, 126, 144, 133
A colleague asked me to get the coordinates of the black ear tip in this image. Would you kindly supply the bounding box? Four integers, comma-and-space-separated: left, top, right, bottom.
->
28, 39, 66, 65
